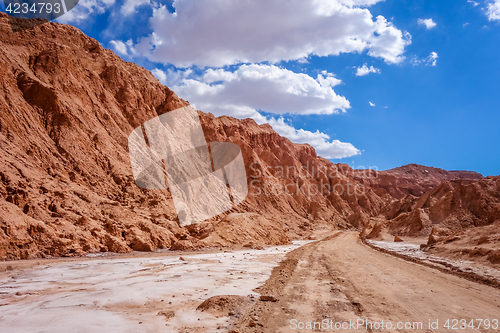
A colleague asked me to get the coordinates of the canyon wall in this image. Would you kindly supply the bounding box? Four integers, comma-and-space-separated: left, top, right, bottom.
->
0, 13, 492, 259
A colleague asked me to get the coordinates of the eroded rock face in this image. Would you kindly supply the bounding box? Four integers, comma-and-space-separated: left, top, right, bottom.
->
0, 13, 387, 259
361, 176, 500, 249
422, 221, 500, 268
0, 13, 493, 259
199, 213, 291, 249
384, 177, 500, 237
0, 13, 186, 259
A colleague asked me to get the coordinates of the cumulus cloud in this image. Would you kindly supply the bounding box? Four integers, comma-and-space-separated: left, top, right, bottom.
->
120, 0, 151, 16
152, 65, 358, 159
109, 39, 135, 56
356, 64, 381, 76
151, 68, 194, 87
57, 0, 116, 24
151, 68, 167, 84
109, 40, 127, 55
133, 0, 410, 67
170, 64, 350, 117
369, 101, 376, 107
263, 117, 360, 159
418, 18, 437, 29
425, 52, 439, 66
468, 0, 480, 7
337, 0, 384, 6
117, 0, 407, 159
487, 0, 500, 21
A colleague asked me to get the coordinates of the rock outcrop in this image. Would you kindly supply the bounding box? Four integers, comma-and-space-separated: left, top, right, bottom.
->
385, 177, 500, 236
360, 175, 500, 266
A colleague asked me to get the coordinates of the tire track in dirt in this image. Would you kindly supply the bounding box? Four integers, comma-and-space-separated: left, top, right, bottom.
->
233, 232, 500, 333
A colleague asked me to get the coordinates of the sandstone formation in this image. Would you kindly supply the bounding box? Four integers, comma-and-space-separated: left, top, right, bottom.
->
361, 176, 500, 266
381, 177, 500, 237
420, 221, 500, 268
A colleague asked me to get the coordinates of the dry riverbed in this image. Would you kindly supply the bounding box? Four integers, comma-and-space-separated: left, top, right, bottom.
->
0, 241, 309, 333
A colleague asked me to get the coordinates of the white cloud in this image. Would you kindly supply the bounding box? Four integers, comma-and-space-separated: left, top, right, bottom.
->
468, 0, 480, 7
356, 64, 381, 76
151, 68, 194, 87
157, 64, 358, 159
418, 18, 437, 29
133, 0, 410, 67
262, 117, 360, 159
487, 0, 500, 21
369, 101, 376, 107
412, 51, 438, 66
151, 69, 167, 84
109, 39, 135, 56
171, 64, 350, 117
426, 52, 439, 66
109, 40, 127, 55
57, 0, 116, 24
337, 0, 384, 5
118, 0, 411, 159
120, 0, 151, 15
317, 70, 343, 88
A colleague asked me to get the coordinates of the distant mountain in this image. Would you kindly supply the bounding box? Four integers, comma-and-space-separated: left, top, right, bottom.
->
378, 176, 499, 235
354, 164, 483, 199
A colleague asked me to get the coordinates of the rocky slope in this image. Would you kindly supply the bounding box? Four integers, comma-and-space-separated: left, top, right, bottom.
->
364, 176, 500, 238
0, 13, 492, 260
424, 220, 500, 268
361, 176, 500, 267
0, 13, 366, 259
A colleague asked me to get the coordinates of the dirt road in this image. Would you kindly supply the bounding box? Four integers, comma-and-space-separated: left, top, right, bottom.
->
234, 232, 500, 332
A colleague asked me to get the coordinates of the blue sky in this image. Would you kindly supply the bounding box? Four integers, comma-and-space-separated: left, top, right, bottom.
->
2, 0, 500, 176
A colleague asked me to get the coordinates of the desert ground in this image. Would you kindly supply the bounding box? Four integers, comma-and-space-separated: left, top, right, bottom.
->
0, 242, 308, 332
233, 232, 500, 332
1, 233, 499, 332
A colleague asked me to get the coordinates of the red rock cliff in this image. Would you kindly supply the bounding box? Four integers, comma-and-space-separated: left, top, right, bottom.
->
0, 13, 488, 259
